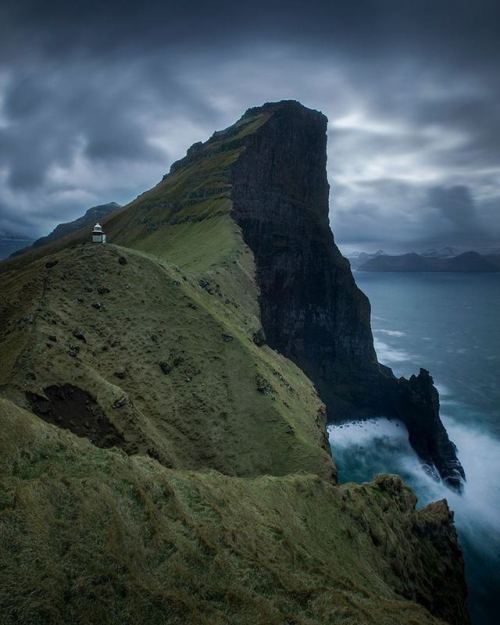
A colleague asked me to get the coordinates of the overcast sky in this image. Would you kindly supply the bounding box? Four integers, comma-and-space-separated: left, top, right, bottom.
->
0, 0, 499, 253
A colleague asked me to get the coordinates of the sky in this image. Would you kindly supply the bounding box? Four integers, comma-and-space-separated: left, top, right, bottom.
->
0, 0, 499, 253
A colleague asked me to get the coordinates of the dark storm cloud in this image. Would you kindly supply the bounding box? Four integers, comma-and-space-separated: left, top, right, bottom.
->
3, 1, 499, 64
0, 0, 499, 249
427, 186, 482, 233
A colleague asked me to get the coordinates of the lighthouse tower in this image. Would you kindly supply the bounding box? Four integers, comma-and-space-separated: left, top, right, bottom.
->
91, 223, 106, 244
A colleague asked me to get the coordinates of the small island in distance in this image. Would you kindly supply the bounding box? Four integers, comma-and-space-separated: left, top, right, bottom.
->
349, 248, 500, 272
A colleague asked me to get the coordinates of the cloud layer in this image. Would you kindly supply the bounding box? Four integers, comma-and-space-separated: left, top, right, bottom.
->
0, 1, 499, 252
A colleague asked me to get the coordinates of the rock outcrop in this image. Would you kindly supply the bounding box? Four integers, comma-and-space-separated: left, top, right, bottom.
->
228, 101, 465, 490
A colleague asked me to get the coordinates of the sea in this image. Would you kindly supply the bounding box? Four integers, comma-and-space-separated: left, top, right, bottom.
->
328, 272, 500, 625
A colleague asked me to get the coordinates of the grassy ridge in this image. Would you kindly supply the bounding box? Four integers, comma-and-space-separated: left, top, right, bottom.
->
1, 397, 453, 625
0, 242, 333, 481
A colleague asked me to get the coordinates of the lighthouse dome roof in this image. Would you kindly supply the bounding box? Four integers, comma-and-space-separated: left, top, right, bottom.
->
93, 223, 103, 232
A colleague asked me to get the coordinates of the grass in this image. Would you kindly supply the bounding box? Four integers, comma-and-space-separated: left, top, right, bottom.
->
0, 397, 457, 625
0, 242, 333, 481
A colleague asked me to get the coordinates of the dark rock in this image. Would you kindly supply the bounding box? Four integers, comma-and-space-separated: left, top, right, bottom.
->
187, 141, 203, 156
397, 369, 466, 491
97, 287, 110, 295
228, 101, 464, 490
168, 141, 204, 175
253, 328, 266, 346
91, 302, 102, 310
147, 448, 162, 462
118, 256, 127, 265
114, 369, 127, 380
159, 361, 172, 374
112, 396, 128, 409
72, 329, 86, 342
27, 384, 125, 449
222, 333, 233, 342
256, 373, 273, 395
45, 259, 58, 269
48, 335, 57, 343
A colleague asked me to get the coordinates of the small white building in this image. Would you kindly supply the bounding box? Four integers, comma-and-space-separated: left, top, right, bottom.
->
92, 223, 106, 244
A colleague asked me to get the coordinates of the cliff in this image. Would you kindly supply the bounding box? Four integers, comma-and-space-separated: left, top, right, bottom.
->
228, 101, 464, 490
0, 101, 469, 624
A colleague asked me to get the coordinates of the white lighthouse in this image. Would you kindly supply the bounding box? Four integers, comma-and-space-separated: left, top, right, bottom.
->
92, 223, 106, 244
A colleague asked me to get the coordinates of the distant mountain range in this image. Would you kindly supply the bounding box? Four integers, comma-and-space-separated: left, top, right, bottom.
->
420, 246, 461, 258
7, 202, 120, 258
348, 249, 385, 269
0, 233, 35, 260
350, 249, 500, 272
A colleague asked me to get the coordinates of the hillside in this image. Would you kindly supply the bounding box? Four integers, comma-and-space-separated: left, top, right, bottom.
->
0, 101, 469, 625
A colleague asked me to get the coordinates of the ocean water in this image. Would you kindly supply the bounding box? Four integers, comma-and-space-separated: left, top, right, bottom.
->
328, 272, 500, 625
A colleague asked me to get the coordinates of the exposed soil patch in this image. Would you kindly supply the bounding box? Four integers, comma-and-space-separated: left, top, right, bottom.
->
27, 384, 126, 449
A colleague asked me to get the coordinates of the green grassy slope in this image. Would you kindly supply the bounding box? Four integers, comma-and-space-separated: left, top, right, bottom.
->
0, 108, 269, 275
0, 242, 333, 481
0, 397, 461, 625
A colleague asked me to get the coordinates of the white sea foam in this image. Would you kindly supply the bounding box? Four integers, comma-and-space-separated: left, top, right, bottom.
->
441, 416, 500, 548
328, 417, 500, 561
330, 418, 407, 448
376, 329, 406, 337
373, 337, 412, 363
435, 382, 451, 396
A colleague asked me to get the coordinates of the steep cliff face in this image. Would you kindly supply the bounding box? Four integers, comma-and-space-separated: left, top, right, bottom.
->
231, 103, 377, 407
229, 101, 464, 490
